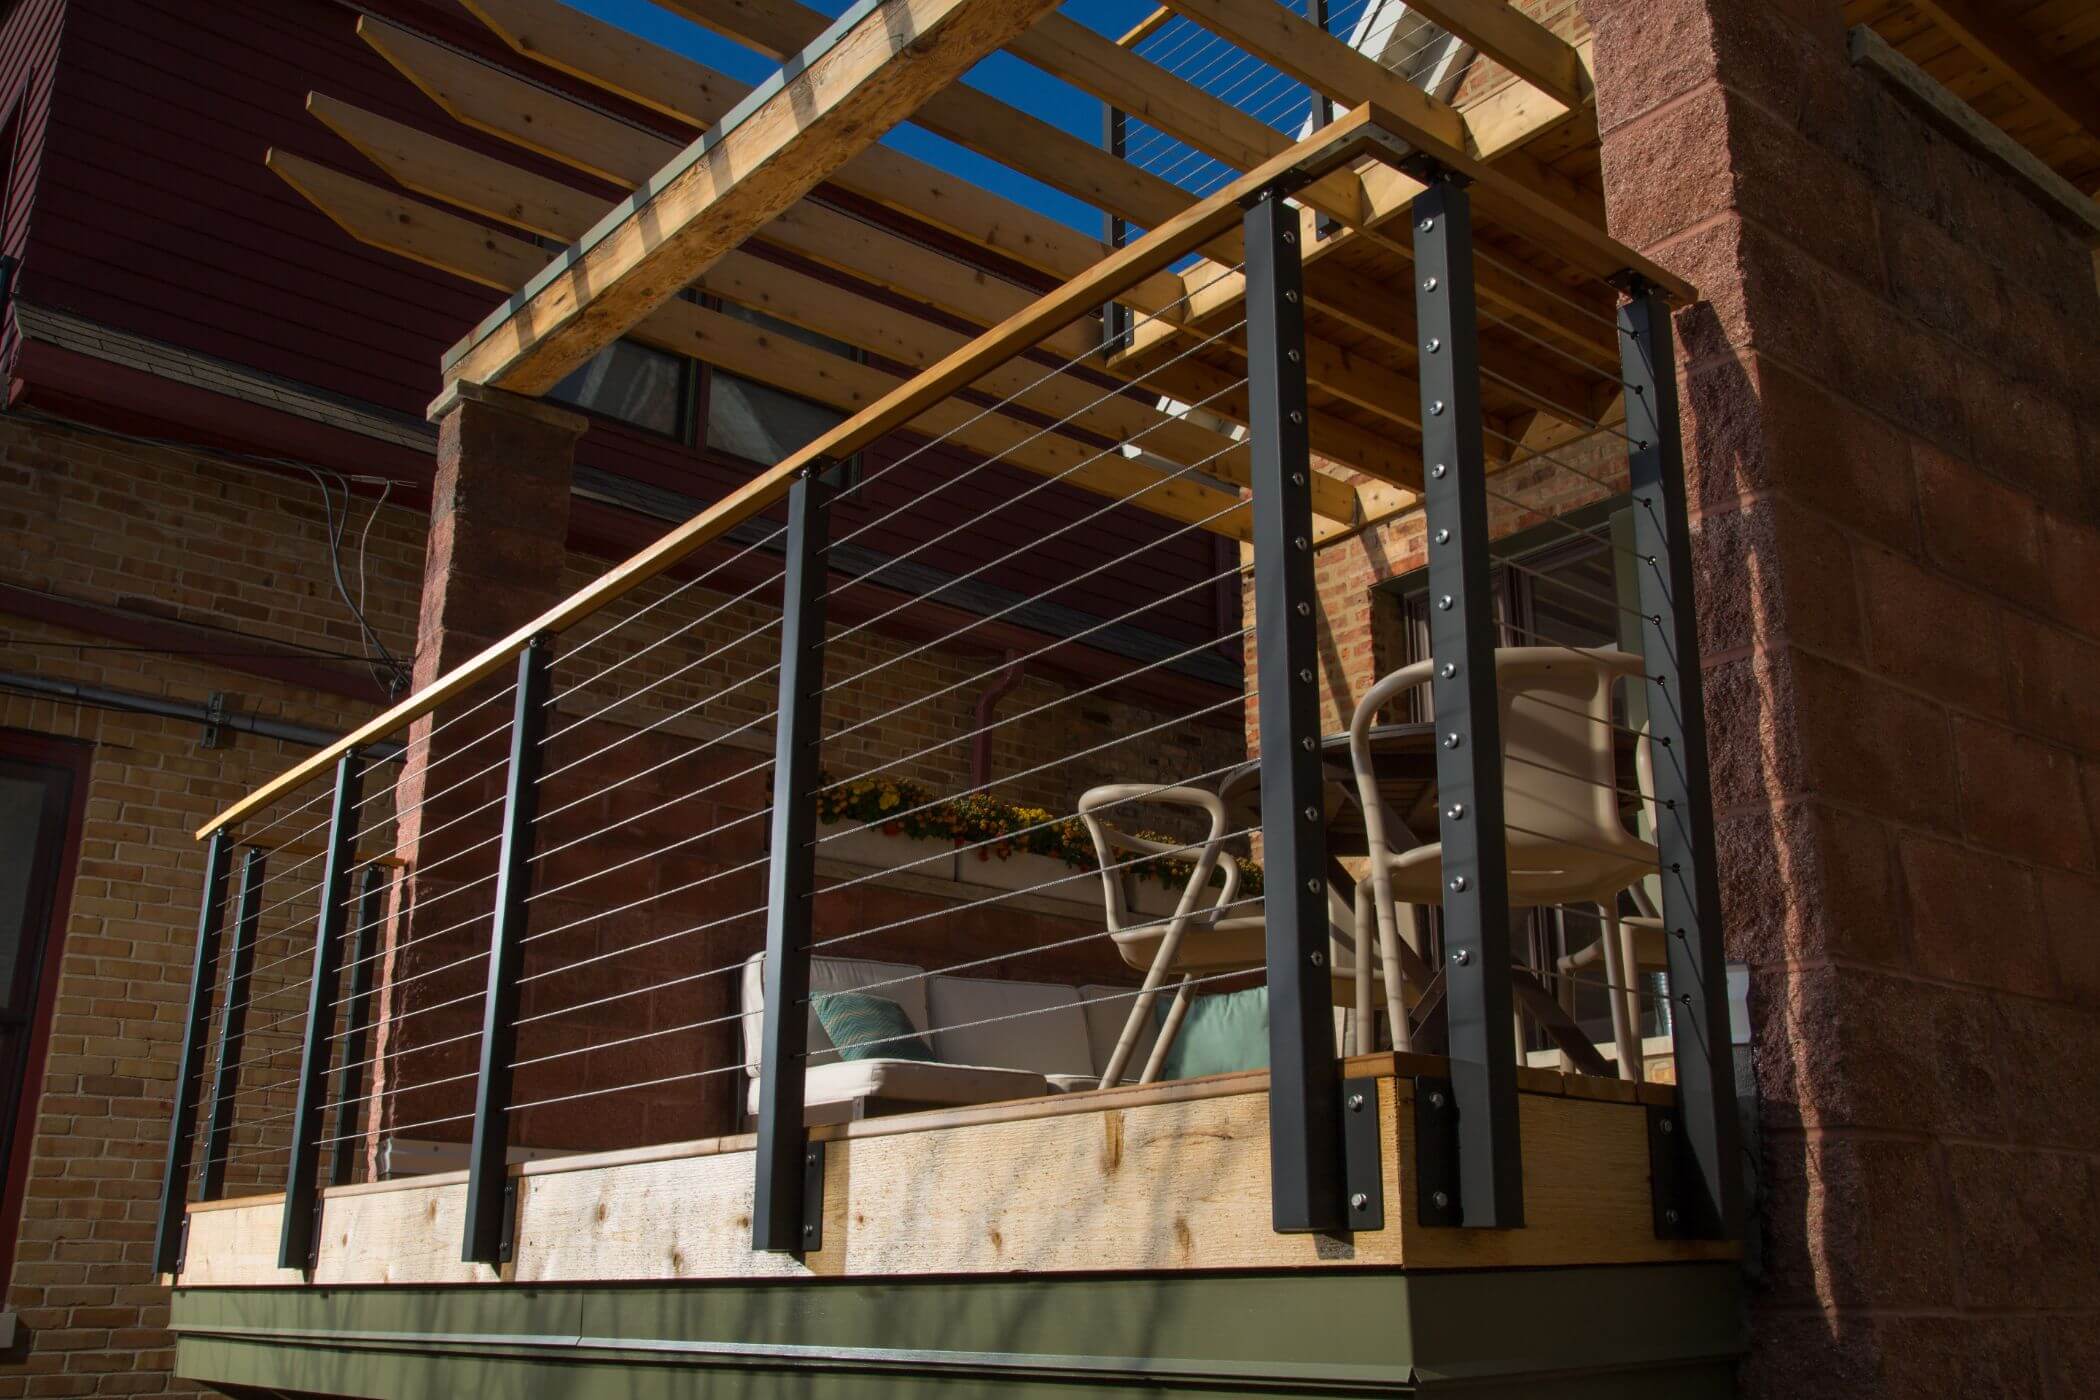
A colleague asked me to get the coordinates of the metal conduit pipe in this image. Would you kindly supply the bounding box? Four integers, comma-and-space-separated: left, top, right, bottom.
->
0, 670, 406, 762
967, 653, 1027, 790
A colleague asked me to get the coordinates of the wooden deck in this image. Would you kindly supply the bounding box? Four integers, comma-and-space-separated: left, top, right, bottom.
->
174, 1052, 1733, 1289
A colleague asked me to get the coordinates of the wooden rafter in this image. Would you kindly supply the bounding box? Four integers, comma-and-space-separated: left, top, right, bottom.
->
1393, 0, 1586, 109
269, 150, 1262, 539
1907, 0, 2100, 157
431, 0, 1427, 471
441, 0, 1075, 393
299, 93, 1366, 524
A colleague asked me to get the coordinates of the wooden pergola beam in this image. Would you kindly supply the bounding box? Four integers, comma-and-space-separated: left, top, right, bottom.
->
444, 0, 1434, 458
1908, 0, 2100, 155
269, 150, 1259, 538
302, 92, 1366, 523
438, 0, 1079, 392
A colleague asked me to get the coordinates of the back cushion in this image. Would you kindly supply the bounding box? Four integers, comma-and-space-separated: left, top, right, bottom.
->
927, 976, 1092, 1076
741, 953, 930, 1074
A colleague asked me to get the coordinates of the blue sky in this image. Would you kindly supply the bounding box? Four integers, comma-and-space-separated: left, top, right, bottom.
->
567, 0, 1161, 234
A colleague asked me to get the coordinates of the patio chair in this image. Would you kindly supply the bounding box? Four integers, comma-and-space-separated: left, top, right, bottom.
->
1077, 785, 1376, 1088
1348, 647, 1659, 1077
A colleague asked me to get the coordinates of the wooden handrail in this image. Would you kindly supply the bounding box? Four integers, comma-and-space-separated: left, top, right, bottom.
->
196, 104, 1400, 840
1117, 4, 1173, 46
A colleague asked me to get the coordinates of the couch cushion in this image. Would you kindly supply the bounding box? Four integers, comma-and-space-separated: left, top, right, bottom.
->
1080, 984, 1159, 1078
814, 990, 938, 1062
741, 952, 930, 1075
745, 1059, 1049, 1116
927, 976, 1092, 1077
1158, 987, 1270, 1079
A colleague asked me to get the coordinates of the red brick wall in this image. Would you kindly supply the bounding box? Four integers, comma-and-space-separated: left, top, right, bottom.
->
1583, 1, 2100, 1393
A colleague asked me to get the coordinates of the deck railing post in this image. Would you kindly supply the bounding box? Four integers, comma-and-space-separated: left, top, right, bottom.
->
152, 829, 232, 1275
1618, 285, 1743, 1239
753, 468, 834, 1253
1245, 185, 1346, 1235
463, 636, 555, 1264
276, 752, 363, 1271
330, 865, 390, 1188
1412, 172, 1524, 1228
1101, 102, 1131, 353
198, 847, 266, 1200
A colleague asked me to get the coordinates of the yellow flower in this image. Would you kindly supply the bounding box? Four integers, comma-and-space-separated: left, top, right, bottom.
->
878, 788, 899, 810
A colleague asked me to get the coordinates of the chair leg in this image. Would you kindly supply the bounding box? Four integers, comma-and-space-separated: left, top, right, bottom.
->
1618, 917, 1645, 1080
1138, 975, 1195, 1085
1598, 904, 1640, 1080
1385, 900, 1417, 1053
1352, 881, 1375, 1050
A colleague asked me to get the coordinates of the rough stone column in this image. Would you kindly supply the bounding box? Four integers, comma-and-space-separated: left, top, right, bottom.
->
1583, 0, 2100, 1392
362, 384, 585, 1173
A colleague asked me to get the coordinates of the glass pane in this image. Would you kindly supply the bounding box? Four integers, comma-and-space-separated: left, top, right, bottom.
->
705, 374, 845, 466
703, 302, 850, 466
549, 340, 687, 437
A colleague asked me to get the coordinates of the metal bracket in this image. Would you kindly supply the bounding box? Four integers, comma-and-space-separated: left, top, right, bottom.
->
498, 1178, 519, 1265
1412, 1076, 1463, 1227
1340, 1078, 1384, 1231
1645, 1104, 1719, 1239
799, 1139, 826, 1254
200, 691, 230, 750
1397, 152, 1472, 188
306, 1196, 326, 1272
174, 1214, 191, 1275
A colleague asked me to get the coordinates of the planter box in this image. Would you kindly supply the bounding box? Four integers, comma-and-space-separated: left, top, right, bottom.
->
814, 822, 1195, 919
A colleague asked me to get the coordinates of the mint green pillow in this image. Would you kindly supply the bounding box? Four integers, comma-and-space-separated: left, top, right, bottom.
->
1157, 987, 1270, 1079
813, 990, 938, 1062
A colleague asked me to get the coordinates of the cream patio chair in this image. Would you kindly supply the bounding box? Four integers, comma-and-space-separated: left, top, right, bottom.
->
1077, 785, 1377, 1088
1348, 647, 1660, 1077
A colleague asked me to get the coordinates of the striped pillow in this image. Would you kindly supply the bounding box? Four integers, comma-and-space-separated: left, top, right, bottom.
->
812, 990, 938, 1063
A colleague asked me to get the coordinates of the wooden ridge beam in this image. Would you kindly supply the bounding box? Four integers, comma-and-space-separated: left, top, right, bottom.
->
266, 149, 1258, 540
442, 0, 1076, 393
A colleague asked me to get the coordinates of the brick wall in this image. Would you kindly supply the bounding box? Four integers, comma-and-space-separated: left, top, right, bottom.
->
0, 414, 429, 1399
1585, 2, 2100, 1393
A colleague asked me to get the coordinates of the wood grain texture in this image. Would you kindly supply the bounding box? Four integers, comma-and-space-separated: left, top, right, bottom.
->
178, 1068, 1733, 1288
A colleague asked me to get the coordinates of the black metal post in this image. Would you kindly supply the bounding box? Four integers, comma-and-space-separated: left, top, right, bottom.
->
276, 752, 363, 1271
1619, 285, 1743, 1239
151, 830, 232, 1275
330, 865, 390, 1188
198, 847, 265, 1200
1101, 102, 1131, 353
1412, 174, 1523, 1228
1245, 187, 1346, 1236
753, 469, 833, 1253
463, 636, 555, 1263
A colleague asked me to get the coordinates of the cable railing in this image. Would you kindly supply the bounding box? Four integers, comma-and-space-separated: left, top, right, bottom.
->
154, 102, 1740, 1285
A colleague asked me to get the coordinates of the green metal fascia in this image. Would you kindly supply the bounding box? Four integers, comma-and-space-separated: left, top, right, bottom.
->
172, 1264, 1744, 1399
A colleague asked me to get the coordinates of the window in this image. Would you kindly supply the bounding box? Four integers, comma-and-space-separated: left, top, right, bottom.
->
547, 338, 695, 439
702, 303, 859, 480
